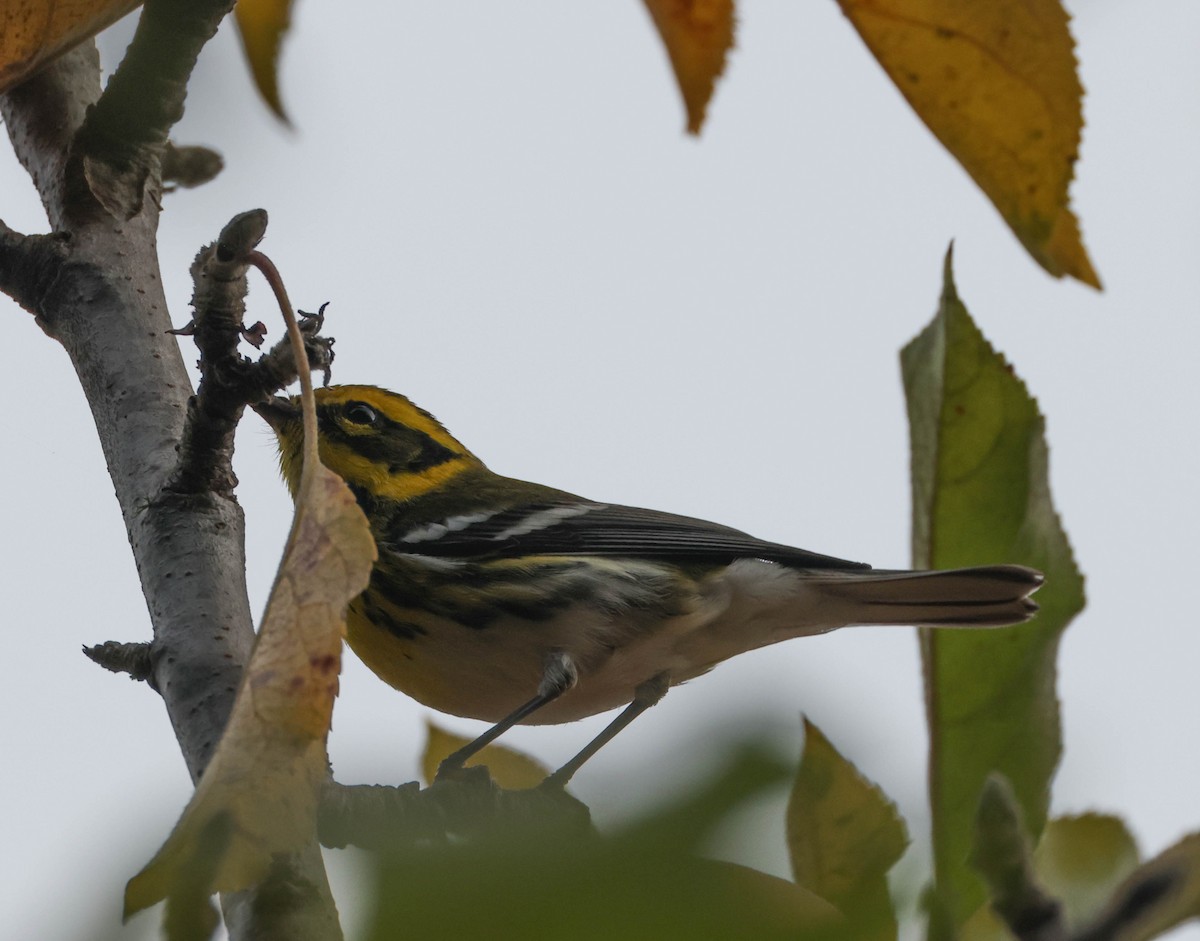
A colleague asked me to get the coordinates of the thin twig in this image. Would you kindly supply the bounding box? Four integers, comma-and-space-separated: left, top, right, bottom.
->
970, 775, 1066, 941
162, 143, 224, 191
318, 776, 594, 852
83, 641, 154, 684
166, 210, 333, 496
0, 222, 68, 325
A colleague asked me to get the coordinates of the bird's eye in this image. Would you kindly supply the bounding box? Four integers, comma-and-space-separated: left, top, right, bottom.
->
345, 403, 378, 425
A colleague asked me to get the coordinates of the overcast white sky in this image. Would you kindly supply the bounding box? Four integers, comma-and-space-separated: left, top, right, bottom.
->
1, 2, 1197, 938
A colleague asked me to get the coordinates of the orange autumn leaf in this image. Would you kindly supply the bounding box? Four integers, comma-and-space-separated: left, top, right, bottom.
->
838, 0, 1100, 288
125, 409, 376, 918
644, 0, 735, 135
0, 0, 141, 93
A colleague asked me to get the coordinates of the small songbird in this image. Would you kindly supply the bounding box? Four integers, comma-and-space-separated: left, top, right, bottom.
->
255, 385, 1042, 785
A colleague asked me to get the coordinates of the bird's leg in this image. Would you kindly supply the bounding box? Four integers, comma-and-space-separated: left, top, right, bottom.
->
542, 672, 671, 789
436, 651, 578, 780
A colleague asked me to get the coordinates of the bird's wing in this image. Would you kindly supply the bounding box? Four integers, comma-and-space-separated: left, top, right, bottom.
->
384, 500, 870, 569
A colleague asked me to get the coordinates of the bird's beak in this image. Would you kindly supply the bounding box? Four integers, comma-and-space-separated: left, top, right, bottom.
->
251, 395, 301, 431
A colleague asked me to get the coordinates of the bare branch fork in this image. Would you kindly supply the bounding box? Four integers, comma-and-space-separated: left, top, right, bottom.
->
0, 0, 339, 937
166, 208, 334, 496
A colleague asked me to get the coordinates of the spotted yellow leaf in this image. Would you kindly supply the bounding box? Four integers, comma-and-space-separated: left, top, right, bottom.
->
839, 0, 1100, 288
643, 0, 734, 135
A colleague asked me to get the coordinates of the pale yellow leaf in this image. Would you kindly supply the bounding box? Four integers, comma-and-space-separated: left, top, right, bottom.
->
838, 0, 1100, 288
1035, 814, 1139, 928
643, 0, 734, 135
0, 0, 141, 93
124, 459, 376, 917
421, 720, 550, 791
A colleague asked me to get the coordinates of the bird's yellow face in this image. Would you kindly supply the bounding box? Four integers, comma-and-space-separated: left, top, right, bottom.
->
256, 385, 482, 502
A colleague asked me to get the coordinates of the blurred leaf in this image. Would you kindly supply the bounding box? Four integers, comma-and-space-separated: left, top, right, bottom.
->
421, 720, 550, 790
643, 0, 734, 135
961, 811, 1140, 941
0, 0, 140, 93
959, 904, 1011, 941
902, 246, 1084, 927
1036, 813, 1139, 928
366, 748, 843, 940
1075, 833, 1200, 941
968, 775, 1063, 941
787, 719, 908, 940
124, 406, 376, 919
234, 0, 295, 122
837, 0, 1099, 288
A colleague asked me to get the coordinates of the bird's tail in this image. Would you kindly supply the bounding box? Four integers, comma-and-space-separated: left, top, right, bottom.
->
817, 564, 1043, 628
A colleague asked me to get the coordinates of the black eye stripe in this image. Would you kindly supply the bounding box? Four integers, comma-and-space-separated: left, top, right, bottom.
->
317, 404, 459, 472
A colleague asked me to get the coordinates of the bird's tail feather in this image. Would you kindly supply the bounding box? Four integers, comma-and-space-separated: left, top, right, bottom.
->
819, 564, 1043, 628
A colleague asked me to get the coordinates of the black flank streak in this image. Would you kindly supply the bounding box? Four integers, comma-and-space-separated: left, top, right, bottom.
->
360, 595, 427, 640
452, 606, 502, 630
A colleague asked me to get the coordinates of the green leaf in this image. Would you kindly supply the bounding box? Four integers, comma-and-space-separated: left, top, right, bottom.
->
364, 749, 844, 940
901, 246, 1085, 927
787, 719, 908, 940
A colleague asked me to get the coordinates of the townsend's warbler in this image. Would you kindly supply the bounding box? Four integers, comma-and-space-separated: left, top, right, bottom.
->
255, 385, 1042, 783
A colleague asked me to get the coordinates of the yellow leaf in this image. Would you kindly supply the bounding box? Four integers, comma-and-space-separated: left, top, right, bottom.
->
0, 0, 141, 93
643, 0, 735, 135
124, 448, 376, 917
838, 0, 1100, 288
234, 0, 294, 122
421, 720, 550, 791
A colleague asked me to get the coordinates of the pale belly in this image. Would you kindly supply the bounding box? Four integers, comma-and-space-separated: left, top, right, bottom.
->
346, 599, 725, 724
344, 554, 838, 724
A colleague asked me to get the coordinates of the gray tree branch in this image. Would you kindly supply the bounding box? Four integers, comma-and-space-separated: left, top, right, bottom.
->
167, 209, 334, 497
83, 640, 154, 684
0, 11, 340, 941
75, 0, 237, 220
318, 776, 594, 852
0, 222, 69, 325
